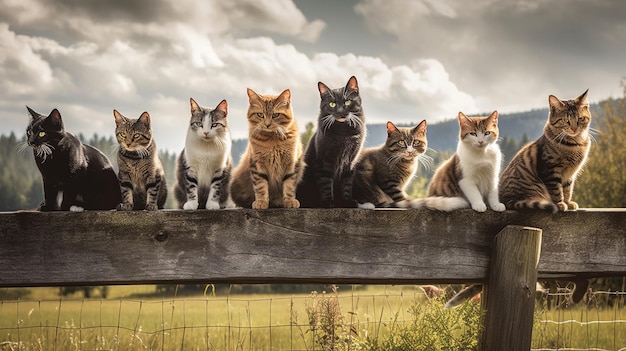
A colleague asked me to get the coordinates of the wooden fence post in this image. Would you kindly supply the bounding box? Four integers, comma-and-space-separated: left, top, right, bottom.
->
480, 225, 542, 351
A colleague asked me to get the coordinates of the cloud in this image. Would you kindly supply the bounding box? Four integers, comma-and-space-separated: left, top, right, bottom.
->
210, 0, 326, 42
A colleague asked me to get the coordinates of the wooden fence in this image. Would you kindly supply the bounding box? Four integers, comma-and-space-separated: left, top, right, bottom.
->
1, 208, 625, 350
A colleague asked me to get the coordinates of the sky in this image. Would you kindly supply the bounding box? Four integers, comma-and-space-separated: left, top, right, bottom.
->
1, 0, 625, 152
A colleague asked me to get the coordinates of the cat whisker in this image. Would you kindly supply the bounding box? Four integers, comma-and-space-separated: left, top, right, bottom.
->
346, 113, 363, 129
35, 143, 54, 163
417, 154, 434, 172
16, 141, 31, 154
274, 126, 287, 140
386, 155, 402, 170
320, 114, 335, 133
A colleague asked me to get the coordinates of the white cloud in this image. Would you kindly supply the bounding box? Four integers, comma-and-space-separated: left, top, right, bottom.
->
212, 0, 326, 42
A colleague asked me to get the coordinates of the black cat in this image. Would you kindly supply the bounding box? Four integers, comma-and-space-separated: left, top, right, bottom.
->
25, 107, 121, 211
297, 76, 366, 208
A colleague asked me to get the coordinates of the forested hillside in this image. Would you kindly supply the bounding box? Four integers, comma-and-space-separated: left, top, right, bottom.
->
1, 99, 620, 211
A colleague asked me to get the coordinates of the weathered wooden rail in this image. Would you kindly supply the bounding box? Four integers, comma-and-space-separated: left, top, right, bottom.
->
1, 208, 625, 350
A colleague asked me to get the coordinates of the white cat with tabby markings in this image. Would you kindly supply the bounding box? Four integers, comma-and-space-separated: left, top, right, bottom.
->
410, 111, 505, 212
174, 98, 234, 210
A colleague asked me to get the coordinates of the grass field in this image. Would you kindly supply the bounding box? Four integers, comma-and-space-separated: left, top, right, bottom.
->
1, 285, 625, 351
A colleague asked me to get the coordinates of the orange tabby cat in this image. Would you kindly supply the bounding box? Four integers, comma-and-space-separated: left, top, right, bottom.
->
230, 88, 304, 209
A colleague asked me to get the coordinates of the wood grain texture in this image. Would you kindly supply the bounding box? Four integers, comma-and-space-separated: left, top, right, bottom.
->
481, 226, 542, 351
0, 208, 624, 287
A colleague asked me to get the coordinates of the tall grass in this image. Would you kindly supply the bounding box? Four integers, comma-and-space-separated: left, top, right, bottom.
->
1, 285, 625, 351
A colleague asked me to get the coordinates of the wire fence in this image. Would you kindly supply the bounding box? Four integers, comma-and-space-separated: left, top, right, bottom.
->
1, 285, 625, 351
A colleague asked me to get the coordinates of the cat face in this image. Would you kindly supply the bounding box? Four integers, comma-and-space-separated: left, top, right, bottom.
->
25, 107, 65, 160
246, 88, 293, 139
114, 110, 153, 155
459, 111, 499, 149
547, 90, 590, 139
385, 120, 427, 161
189, 98, 229, 141
317, 76, 364, 132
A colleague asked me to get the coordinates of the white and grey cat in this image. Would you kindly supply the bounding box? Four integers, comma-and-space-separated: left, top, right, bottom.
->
174, 98, 233, 210
410, 111, 506, 212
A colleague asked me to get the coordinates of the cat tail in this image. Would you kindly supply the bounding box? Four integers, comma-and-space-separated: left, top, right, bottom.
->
444, 284, 483, 309
510, 199, 558, 213
403, 196, 469, 211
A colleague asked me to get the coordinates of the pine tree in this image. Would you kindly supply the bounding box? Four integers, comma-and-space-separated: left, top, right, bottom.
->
575, 82, 626, 208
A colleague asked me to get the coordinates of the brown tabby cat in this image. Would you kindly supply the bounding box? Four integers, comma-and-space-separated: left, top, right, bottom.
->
230, 88, 304, 209
114, 110, 167, 210
352, 120, 427, 208
499, 90, 591, 212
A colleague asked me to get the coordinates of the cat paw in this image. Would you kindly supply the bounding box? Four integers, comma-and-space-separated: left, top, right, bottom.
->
145, 203, 158, 211
205, 200, 221, 210
490, 203, 506, 212
252, 199, 269, 209
117, 203, 134, 211
471, 203, 487, 212
283, 198, 300, 208
183, 200, 199, 210
69, 205, 84, 212
567, 201, 579, 210
556, 201, 568, 211
358, 202, 375, 210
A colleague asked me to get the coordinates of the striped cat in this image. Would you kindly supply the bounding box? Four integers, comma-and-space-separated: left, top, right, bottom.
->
499, 90, 591, 212
352, 120, 427, 208
230, 88, 304, 209
114, 110, 167, 210
174, 98, 233, 210
410, 111, 505, 212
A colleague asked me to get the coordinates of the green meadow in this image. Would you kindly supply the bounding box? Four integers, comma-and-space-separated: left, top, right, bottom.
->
0, 285, 624, 351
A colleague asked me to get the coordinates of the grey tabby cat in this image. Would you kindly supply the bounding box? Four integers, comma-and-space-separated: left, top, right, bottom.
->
352, 120, 428, 208
174, 98, 233, 210
499, 90, 591, 212
114, 110, 167, 210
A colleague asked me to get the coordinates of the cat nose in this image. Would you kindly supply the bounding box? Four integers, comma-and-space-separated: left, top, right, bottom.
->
572, 127, 578, 133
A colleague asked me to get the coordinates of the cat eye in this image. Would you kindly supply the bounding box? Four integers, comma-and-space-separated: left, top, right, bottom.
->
256, 113, 264, 119
192, 122, 202, 127
329, 102, 336, 108
469, 132, 477, 136
272, 113, 280, 119
484, 131, 491, 136
38, 131, 46, 138
397, 140, 406, 147
344, 100, 351, 106
211, 123, 221, 128
132, 133, 141, 140
413, 141, 421, 147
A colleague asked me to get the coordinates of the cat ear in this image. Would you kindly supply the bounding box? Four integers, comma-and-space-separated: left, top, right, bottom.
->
138, 111, 151, 125
548, 95, 564, 110
458, 112, 473, 128
26, 106, 42, 120
247, 88, 261, 103
318, 82, 330, 95
113, 109, 126, 125
488, 110, 499, 123
346, 76, 359, 93
215, 99, 228, 116
413, 119, 427, 136
386, 121, 400, 135
48, 109, 63, 129
190, 98, 201, 113
575, 89, 589, 105
277, 89, 291, 108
